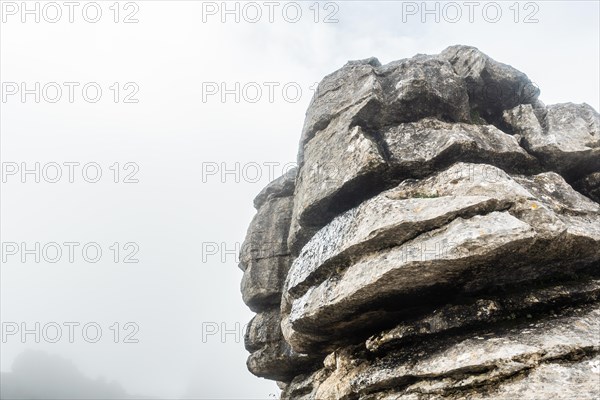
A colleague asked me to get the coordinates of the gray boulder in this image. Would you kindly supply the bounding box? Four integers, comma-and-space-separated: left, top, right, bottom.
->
238, 46, 600, 400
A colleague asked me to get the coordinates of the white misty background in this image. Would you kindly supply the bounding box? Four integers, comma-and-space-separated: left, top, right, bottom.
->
0, 1, 598, 399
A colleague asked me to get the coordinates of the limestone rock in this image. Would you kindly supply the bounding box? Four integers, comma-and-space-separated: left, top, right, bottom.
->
382, 119, 537, 175
355, 55, 471, 129
287, 194, 504, 299
440, 45, 540, 124
366, 278, 600, 353
504, 103, 600, 180
352, 306, 600, 398
290, 46, 544, 254
253, 167, 297, 209
289, 115, 387, 254
237, 46, 600, 400
239, 172, 319, 380
240, 195, 293, 311
283, 163, 600, 352
300, 60, 381, 149
244, 308, 316, 381
279, 305, 600, 400
289, 117, 538, 254
300, 54, 470, 156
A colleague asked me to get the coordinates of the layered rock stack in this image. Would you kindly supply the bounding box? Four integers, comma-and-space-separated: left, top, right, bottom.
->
239, 45, 600, 399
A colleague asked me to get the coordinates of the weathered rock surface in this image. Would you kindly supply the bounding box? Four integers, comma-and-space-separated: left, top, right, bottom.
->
239, 169, 319, 379
440, 45, 540, 125
300, 55, 470, 154
503, 103, 599, 181
352, 306, 600, 398
289, 46, 541, 255
240, 195, 293, 311
290, 117, 539, 255
237, 45, 600, 399
253, 167, 297, 210
244, 307, 317, 381
366, 278, 600, 353
282, 163, 600, 352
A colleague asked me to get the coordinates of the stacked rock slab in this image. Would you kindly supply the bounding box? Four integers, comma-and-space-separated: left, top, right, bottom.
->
239, 168, 319, 382
239, 45, 600, 399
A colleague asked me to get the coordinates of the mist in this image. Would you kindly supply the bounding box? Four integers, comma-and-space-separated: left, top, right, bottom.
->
1, 1, 598, 399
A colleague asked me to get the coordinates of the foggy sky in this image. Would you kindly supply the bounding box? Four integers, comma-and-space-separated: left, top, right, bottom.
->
1, 1, 598, 399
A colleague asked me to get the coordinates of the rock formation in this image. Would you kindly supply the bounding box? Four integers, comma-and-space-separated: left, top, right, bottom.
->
239, 45, 600, 399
